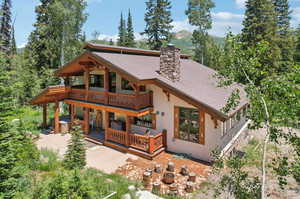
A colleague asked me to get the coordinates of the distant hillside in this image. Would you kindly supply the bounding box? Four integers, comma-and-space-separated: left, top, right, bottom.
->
88, 30, 225, 56
171, 30, 225, 55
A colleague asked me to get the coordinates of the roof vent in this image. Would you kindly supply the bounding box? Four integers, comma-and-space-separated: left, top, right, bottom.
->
159, 44, 181, 82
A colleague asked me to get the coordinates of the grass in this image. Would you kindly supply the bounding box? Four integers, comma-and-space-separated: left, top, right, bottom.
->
243, 138, 263, 168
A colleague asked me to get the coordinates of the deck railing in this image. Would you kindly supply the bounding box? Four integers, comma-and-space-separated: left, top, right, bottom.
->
106, 128, 166, 154
106, 128, 127, 145
68, 88, 152, 110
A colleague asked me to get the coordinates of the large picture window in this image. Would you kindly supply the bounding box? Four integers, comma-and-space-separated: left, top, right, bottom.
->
178, 107, 200, 143
90, 74, 104, 88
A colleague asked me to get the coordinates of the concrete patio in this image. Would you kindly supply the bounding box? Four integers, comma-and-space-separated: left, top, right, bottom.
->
36, 133, 138, 173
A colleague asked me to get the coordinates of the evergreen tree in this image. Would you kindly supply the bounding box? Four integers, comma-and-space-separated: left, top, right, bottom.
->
241, 0, 281, 70
26, 0, 87, 87
185, 0, 215, 65
273, 0, 294, 68
143, 0, 173, 50
0, 0, 12, 54
117, 12, 126, 46
63, 125, 86, 170
0, 52, 39, 198
10, 25, 16, 55
125, 9, 136, 47
109, 39, 114, 46
294, 26, 300, 64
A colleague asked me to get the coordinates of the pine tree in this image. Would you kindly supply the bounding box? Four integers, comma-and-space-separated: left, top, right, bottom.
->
294, 26, 300, 64
273, 0, 294, 68
143, 0, 173, 50
185, 0, 215, 65
26, 0, 87, 87
0, 0, 12, 54
10, 25, 16, 55
63, 125, 86, 170
125, 9, 136, 47
117, 12, 126, 46
109, 39, 114, 46
241, 0, 281, 70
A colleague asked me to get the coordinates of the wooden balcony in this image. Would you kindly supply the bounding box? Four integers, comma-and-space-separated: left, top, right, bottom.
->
106, 128, 167, 158
68, 87, 153, 110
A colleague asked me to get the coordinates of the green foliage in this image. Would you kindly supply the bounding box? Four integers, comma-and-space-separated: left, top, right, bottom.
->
0, 0, 12, 54
125, 9, 136, 47
273, 0, 294, 70
0, 121, 39, 198
213, 155, 262, 199
185, 0, 218, 68
63, 125, 86, 170
216, 33, 300, 196
143, 0, 173, 50
294, 26, 300, 64
117, 12, 127, 46
37, 148, 62, 171
26, 0, 87, 88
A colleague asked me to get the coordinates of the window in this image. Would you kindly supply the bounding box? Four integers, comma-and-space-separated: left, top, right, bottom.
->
177, 107, 200, 143
134, 114, 153, 128
90, 74, 104, 88
121, 78, 133, 90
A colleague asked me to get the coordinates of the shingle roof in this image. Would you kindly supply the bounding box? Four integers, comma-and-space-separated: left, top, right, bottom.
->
90, 51, 248, 118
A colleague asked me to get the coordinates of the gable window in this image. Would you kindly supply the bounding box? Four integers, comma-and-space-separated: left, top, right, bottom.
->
121, 78, 133, 91
174, 107, 201, 143
90, 74, 104, 88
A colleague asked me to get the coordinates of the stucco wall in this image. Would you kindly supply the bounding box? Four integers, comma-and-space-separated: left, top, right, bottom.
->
148, 84, 247, 162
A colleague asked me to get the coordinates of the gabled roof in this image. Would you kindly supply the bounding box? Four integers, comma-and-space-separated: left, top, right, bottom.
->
55, 43, 248, 120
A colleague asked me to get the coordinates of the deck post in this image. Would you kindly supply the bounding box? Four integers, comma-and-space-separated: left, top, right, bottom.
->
84, 108, 90, 135
104, 68, 109, 104
54, 101, 60, 133
148, 136, 155, 154
162, 129, 167, 150
104, 111, 109, 141
42, 104, 47, 128
125, 115, 131, 146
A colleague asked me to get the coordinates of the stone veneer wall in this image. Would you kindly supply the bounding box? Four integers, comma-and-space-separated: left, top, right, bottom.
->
159, 45, 181, 82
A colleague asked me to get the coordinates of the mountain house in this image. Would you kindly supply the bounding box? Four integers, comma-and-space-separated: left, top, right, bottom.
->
30, 43, 249, 162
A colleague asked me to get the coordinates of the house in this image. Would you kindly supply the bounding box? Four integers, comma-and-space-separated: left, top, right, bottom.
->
30, 43, 249, 162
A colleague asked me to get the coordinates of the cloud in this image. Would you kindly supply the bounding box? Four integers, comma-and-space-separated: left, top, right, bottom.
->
17, 42, 27, 49
85, 0, 102, 4
97, 32, 145, 42
235, 0, 246, 8
171, 11, 244, 37
291, 7, 300, 27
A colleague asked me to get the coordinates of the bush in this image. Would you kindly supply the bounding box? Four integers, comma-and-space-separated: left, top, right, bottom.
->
37, 148, 62, 172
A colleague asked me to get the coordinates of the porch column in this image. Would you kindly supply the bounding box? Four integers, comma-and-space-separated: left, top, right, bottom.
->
125, 115, 131, 146
68, 104, 72, 117
84, 70, 90, 101
71, 105, 75, 123
54, 101, 60, 133
104, 68, 110, 104
84, 108, 90, 135
42, 104, 47, 128
104, 111, 109, 141
134, 84, 140, 110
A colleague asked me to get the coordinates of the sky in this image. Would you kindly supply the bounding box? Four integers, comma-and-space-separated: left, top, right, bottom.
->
11, 0, 300, 48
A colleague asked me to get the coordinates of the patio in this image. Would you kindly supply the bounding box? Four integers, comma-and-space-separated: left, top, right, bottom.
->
36, 133, 138, 173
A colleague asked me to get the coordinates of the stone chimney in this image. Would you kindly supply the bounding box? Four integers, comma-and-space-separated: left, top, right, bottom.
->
159, 44, 181, 82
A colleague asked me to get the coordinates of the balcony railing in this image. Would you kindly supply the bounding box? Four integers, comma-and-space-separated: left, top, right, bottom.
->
106, 128, 166, 154
68, 87, 153, 110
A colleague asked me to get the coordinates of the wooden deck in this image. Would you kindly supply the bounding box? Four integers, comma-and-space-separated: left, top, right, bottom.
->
85, 128, 167, 160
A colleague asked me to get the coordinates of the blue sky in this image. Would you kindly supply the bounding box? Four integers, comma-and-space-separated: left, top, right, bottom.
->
12, 0, 300, 48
